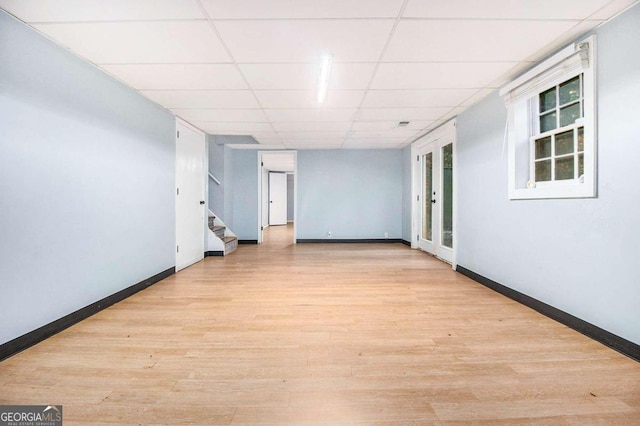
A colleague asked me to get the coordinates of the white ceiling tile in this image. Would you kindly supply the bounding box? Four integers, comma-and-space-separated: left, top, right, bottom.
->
265, 109, 358, 122
102, 64, 247, 90
403, 0, 611, 19
330, 63, 380, 90
281, 138, 345, 143
215, 20, 394, 63
384, 20, 578, 62
142, 90, 259, 109
352, 120, 435, 131
240, 64, 315, 90
239, 63, 378, 90
32, 21, 230, 64
284, 143, 343, 149
0, 0, 205, 22
191, 122, 274, 132
371, 62, 518, 89
171, 109, 268, 122
342, 140, 405, 149
358, 107, 453, 121
348, 129, 420, 139
275, 131, 347, 140
254, 90, 365, 109
202, 0, 403, 19
272, 122, 353, 132
362, 89, 478, 108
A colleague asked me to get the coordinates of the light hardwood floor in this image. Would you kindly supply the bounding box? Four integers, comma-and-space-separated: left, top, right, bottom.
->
1, 224, 639, 425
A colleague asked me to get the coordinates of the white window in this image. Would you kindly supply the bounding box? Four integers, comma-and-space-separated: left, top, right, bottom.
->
501, 35, 596, 199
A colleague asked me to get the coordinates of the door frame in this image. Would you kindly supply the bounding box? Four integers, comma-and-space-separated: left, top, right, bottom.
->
268, 171, 288, 226
257, 151, 297, 244
411, 119, 457, 269
175, 118, 207, 271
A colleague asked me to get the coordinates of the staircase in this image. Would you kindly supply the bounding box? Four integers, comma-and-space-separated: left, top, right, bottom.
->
206, 213, 238, 256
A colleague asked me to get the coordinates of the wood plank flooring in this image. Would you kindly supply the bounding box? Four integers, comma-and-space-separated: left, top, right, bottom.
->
1, 224, 639, 424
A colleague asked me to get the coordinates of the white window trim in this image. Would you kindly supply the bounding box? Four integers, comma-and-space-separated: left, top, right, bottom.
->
500, 35, 597, 200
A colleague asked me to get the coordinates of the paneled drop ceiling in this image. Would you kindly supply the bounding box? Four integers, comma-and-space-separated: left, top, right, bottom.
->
1, 0, 637, 149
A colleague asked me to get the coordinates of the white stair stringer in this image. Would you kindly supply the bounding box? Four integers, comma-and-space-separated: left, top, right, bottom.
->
207, 210, 238, 256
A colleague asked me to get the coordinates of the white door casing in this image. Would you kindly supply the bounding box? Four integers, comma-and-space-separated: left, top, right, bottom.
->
175, 119, 205, 271
412, 119, 457, 267
268, 172, 287, 226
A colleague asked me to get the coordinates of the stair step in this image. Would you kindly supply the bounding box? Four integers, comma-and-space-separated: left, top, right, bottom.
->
207, 216, 216, 229
212, 225, 226, 239
222, 236, 238, 255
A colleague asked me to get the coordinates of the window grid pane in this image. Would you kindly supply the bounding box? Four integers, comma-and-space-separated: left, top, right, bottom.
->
533, 75, 585, 183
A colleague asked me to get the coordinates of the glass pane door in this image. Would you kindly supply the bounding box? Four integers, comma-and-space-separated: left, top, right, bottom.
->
441, 143, 453, 249
415, 131, 454, 265
422, 153, 433, 242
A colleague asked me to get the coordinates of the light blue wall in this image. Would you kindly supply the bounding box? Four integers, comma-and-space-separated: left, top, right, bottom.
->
0, 11, 176, 345
207, 135, 225, 220
229, 149, 259, 240
287, 174, 295, 221
401, 145, 413, 242
297, 150, 402, 239
455, 5, 640, 344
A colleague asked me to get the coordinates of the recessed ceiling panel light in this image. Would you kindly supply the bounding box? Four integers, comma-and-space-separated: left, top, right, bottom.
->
317, 54, 333, 103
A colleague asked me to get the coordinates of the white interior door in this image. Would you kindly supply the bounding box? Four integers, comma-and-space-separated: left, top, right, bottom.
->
413, 122, 455, 265
175, 121, 205, 271
268, 172, 287, 226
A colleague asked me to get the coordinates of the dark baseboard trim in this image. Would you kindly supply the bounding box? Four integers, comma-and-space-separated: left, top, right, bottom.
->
456, 265, 640, 363
297, 238, 403, 244
238, 240, 258, 245
0, 267, 175, 362
401, 240, 412, 247
204, 251, 224, 257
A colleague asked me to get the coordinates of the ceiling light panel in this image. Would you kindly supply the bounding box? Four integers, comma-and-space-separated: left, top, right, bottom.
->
214, 19, 394, 63
32, 21, 230, 64
201, 0, 403, 19
371, 62, 518, 89
170, 109, 268, 122
141, 90, 259, 109
102, 64, 248, 90
265, 109, 358, 122
402, 0, 611, 19
0, 0, 205, 22
362, 89, 478, 108
384, 20, 577, 62
254, 90, 365, 109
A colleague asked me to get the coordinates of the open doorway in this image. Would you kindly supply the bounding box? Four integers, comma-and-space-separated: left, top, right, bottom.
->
258, 151, 297, 245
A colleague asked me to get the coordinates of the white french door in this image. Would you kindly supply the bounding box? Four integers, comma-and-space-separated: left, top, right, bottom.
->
413, 120, 456, 265
175, 120, 205, 271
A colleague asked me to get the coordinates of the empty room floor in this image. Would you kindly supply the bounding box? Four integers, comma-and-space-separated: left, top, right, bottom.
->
1, 236, 639, 424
